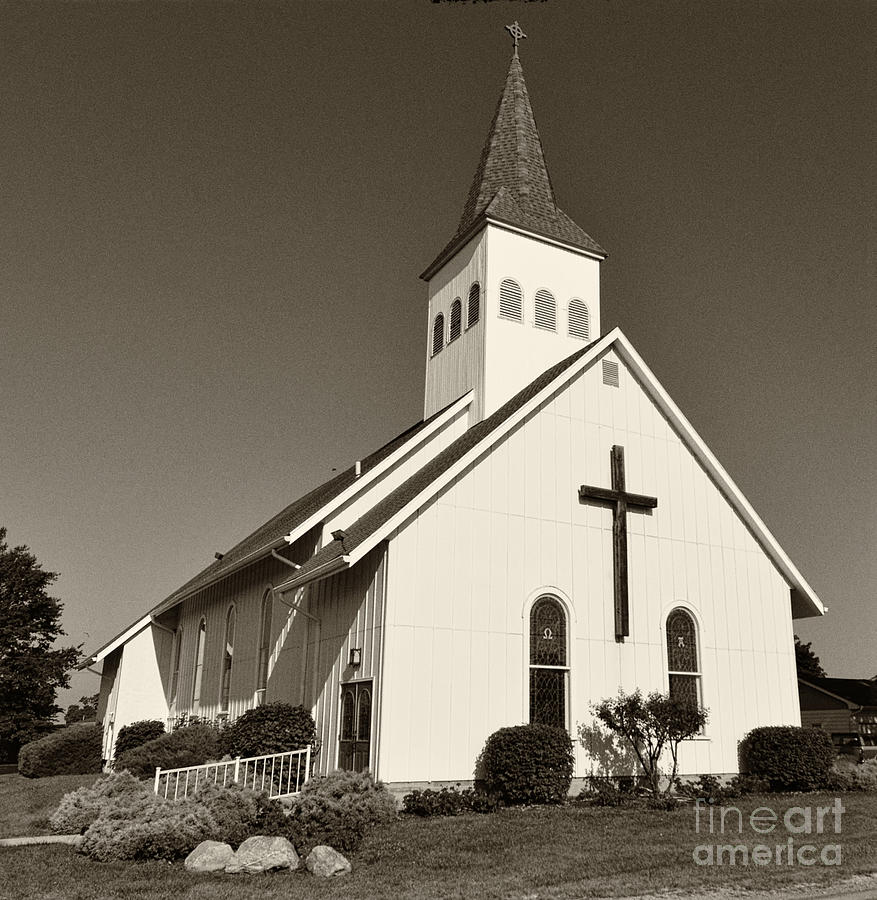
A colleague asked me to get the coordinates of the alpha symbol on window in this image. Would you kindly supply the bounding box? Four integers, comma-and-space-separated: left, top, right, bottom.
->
542, 627, 554, 641
677, 637, 685, 648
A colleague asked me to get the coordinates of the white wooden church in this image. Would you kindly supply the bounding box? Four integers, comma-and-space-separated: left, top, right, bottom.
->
86, 32, 825, 788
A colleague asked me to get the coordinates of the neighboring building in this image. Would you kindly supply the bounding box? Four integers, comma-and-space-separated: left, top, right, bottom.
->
83, 36, 825, 786
798, 676, 877, 749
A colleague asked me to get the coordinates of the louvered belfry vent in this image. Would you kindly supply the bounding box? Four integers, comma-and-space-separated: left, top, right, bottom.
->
432, 313, 445, 356
467, 282, 480, 327
449, 299, 462, 342
568, 298, 590, 340
499, 278, 523, 320
534, 289, 556, 331
602, 359, 619, 387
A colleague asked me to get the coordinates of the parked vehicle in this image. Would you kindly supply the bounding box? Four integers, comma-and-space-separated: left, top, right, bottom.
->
831, 732, 877, 763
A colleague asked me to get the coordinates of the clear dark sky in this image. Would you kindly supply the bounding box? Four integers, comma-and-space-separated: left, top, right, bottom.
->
1, 1, 873, 712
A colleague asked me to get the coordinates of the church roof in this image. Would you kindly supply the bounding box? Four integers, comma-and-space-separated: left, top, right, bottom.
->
278, 328, 825, 621
422, 52, 605, 280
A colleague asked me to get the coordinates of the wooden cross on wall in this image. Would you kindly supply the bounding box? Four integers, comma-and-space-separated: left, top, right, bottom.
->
579, 445, 658, 642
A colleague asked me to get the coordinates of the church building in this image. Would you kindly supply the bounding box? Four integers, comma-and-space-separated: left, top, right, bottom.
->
85, 29, 825, 788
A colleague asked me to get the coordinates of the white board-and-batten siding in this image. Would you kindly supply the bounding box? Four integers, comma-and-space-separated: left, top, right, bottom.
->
307, 545, 387, 776
379, 350, 800, 783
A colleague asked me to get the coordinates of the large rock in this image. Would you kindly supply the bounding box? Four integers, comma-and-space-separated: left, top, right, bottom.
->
306, 844, 352, 877
225, 835, 299, 874
185, 840, 235, 873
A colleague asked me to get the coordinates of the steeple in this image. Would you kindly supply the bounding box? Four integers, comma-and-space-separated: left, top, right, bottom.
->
421, 28, 605, 425
422, 42, 604, 281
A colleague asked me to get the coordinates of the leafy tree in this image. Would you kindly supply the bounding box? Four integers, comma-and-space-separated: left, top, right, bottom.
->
0, 527, 80, 760
65, 693, 99, 724
794, 635, 826, 679
590, 689, 708, 796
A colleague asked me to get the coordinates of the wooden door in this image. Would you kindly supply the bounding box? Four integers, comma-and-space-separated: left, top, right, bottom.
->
338, 681, 372, 772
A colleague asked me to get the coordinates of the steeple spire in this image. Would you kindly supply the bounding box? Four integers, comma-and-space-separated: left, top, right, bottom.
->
422, 35, 604, 280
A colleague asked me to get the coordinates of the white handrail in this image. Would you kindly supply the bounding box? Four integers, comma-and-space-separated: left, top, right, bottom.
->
153, 745, 312, 801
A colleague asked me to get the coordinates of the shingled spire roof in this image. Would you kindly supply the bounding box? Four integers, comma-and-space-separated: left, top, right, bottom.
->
422, 51, 605, 280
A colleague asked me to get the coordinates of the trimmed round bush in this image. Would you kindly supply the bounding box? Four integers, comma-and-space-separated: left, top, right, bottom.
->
113, 725, 223, 778
220, 702, 316, 759
50, 770, 150, 834
480, 724, 574, 805
402, 785, 499, 817
18, 724, 103, 778
114, 720, 165, 758
283, 769, 396, 853
740, 725, 835, 791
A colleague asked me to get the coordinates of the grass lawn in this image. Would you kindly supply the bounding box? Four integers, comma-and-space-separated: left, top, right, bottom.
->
0, 774, 101, 838
0, 777, 875, 899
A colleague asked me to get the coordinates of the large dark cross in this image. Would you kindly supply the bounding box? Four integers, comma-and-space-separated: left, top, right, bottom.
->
578, 445, 658, 642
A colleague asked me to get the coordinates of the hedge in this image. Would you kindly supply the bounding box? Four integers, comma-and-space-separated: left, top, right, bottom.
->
220, 703, 316, 759
113, 725, 223, 778
114, 720, 165, 758
740, 725, 835, 791
480, 724, 574, 805
18, 724, 103, 778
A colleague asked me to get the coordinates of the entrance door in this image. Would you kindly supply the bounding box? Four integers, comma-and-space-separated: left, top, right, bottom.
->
338, 681, 372, 772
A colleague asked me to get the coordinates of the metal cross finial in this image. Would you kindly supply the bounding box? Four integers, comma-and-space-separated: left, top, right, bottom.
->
505, 21, 527, 55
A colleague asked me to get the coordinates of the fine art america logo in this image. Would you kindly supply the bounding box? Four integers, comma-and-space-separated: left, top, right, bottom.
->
693, 799, 844, 867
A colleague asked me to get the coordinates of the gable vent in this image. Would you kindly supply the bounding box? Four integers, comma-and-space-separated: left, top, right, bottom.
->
602, 359, 619, 387
568, 298, 590, 340
534, 289, 557, 331
499, 278, 523, 321
449, 298, 462, 342
467, 282, 480, 328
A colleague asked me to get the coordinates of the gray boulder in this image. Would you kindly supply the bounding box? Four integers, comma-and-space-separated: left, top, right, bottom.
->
185, 840, 235, 873
306, 844, 352, 877
225, 835, 299, 874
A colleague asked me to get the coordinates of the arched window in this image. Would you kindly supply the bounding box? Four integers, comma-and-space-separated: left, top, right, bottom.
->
467, 282, 481, 328
170, 627, 183, 707
529, 596, 569, 729
568, 298, 590, 340
256, 591, 273, 702
499, 278, 523, 321
191, 618, 206, 714
666, 608, 701, 707
432, 313, 445, 355
534, 289, 557, 331
220, 606, 235, 713
449, 299, 462, 342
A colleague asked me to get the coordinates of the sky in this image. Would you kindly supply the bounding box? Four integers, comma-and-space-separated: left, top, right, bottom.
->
1, 0, 874, 715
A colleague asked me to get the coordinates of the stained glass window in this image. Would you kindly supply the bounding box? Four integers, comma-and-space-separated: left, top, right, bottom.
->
666, 608, 701, 708
341, 690, 355, 742
256, 591, 272, 700
357, 688, 371, 743
220, 606, 235, 712
191, 618, 206, 714
529, 597, 568, 730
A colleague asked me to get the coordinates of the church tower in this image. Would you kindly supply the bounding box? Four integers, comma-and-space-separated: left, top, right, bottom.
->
421, 26, 606, 424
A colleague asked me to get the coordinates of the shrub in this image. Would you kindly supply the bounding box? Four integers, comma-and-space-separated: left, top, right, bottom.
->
826, 758, 877, 792
480, 724, 574, 805
79, 792, 215, 861
113, 725, 223, 778
740, 726, 835, 791
18, 724, 103, 778
283, 769, 396, 853
114, 720, 165, 758
578, 776, 637, 807
402, 785, 499, 817
220, 703, 316, 759
192, 780, 264, 846
50, 770, 149, 834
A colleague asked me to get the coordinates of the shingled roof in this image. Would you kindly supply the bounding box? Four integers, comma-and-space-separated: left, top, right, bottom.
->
800, 676, 877, 708
422, 52, 605, 279
154, 405, 454, 610
285, 338, 601, 583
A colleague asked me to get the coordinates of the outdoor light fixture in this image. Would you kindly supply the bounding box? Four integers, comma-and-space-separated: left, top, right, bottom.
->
349, 647, 362, 668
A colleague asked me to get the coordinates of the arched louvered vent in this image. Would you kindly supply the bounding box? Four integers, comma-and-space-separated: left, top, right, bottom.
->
499, 278, 523, 321
432, 313, 445, 356
467, 282, 480, 328
568, 298, 590, 340
449, 299, 462, 342
534, 289, 557, 331
602, 359, 619, 387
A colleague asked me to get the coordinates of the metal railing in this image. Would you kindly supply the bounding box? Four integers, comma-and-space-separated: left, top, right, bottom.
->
153, 745, 312, 801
